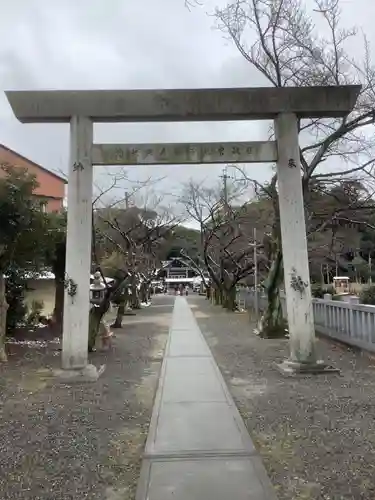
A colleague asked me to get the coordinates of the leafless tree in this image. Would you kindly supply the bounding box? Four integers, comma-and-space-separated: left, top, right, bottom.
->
92, 167, 166, 209
185, 0, 202, 10
180, 178, 259, 310
93, 191, 182, 330
213, 0, 375, 334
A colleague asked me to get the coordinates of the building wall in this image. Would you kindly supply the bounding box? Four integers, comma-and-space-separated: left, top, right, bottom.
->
0, 145, 65, 212
38, 197, 64, 212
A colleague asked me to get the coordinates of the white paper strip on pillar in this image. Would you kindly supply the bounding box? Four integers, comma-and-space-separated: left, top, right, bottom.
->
62, 115, 93, 370
91, 141, 277, 165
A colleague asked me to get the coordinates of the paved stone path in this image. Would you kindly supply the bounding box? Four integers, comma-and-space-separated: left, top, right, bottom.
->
136, 297, 277, 500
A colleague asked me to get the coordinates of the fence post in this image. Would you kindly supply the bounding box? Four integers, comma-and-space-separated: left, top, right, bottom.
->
322, 294, 332, 330
346, 296, 356, 339
348, 296, 359, 305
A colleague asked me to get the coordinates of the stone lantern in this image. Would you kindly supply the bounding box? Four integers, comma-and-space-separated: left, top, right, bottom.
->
90, 271, 105, 304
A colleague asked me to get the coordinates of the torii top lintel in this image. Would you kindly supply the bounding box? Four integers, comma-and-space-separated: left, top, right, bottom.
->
5, 86, 361, 124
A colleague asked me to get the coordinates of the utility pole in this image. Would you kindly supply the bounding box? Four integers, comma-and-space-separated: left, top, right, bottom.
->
223, 170, 228, 206
218, 167, 232, 297
219, 167, 232, 208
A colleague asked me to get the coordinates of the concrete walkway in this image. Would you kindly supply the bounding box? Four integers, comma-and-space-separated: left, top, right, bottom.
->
136, 297, 277, 500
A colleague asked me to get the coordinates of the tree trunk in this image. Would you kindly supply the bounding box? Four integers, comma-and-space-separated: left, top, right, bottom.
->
131, 286, 140, 309
88, 285, 114, 352
139, 282, 148, 303
0, 274, 9, 362
52, 276, 64, 333
88, 296, 112, 351
223, 287, 236, 311
111, 302, 125, 329
257, 248, 286, 338
256, 187, 287, 338
213, 287, 222, 305
221, 287, 227, 308
51, 240, 66, 334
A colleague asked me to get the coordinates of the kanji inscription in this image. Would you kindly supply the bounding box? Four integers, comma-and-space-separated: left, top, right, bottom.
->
91, 141, 277, 165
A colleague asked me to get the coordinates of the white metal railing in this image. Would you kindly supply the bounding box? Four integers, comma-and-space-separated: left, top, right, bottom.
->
237, 289, 375, 353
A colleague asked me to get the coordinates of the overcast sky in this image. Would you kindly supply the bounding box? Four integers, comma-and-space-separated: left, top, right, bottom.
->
0, 0, 374, 210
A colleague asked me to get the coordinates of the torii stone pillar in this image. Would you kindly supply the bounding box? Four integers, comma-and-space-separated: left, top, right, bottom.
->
62, 116, 93, 369
275, 113, 318, 374
4, 85, 361, 378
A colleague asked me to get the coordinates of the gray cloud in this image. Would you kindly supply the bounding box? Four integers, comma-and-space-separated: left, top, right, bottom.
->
0, 0, 373, 206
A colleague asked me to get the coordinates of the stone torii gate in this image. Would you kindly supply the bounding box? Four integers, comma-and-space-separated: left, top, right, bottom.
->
5, 86, 360, 376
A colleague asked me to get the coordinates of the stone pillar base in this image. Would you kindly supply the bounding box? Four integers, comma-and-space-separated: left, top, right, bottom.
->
275, 359, 339, 377
54, 364, 106, 384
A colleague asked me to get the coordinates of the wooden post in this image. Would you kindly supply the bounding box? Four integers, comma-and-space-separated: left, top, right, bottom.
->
62, 116, 93, 370
274, 113, 335, 374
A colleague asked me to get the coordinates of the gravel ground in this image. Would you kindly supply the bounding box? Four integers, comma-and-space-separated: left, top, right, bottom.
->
189, 295, 375, 500
0, 295, 173, 500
